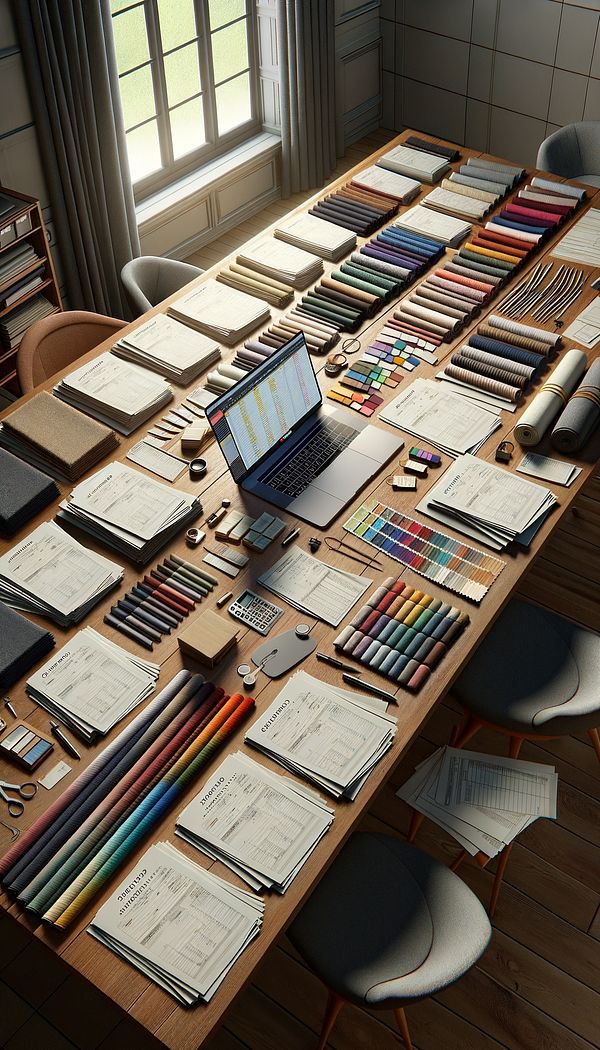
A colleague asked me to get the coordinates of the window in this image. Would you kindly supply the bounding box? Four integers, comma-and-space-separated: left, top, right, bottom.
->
110, 0, 260, 198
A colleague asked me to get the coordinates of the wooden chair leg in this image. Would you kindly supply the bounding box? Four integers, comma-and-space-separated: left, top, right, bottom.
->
317, 990, 345, 1050
453, 714, 484, 750
407, 808, 425, 842
509, 736, 523, 759
394, 1007, 414, 1050
449, 848, 468, 872
587, 727, 600, 765
489, 841, 514, 918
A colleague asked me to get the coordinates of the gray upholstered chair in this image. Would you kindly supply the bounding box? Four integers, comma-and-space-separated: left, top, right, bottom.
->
452, 598, 600, 764
288, 833, 491, 1050
120, 256, 203, 316
537, 122, 600, 187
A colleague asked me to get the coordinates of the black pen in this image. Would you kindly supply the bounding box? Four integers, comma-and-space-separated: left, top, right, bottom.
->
316, 652, 359, 674
282, 526, 300, 547
342, 673, 397, 704
49, 721, 81, 760
104, 613, 154, 651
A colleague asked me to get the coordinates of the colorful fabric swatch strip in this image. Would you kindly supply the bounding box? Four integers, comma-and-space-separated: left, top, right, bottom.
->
333, 574, 469, 692
343, 499, 505, 603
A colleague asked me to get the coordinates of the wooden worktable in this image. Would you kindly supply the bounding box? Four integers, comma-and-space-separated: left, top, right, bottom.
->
1, 129, 599, 1050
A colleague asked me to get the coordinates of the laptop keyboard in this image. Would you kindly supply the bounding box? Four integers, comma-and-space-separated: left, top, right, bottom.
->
260, 418, 357, 498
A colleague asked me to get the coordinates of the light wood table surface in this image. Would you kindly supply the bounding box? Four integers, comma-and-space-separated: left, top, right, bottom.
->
1, 129, 599, 1050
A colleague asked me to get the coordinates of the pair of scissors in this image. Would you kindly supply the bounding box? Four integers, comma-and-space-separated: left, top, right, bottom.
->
0, 779, 37, 818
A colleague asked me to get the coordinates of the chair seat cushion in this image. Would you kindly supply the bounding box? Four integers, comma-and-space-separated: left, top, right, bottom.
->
576, 174, 600, 187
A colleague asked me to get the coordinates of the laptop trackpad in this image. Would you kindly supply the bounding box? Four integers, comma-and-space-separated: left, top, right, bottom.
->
309, 448, 377, 499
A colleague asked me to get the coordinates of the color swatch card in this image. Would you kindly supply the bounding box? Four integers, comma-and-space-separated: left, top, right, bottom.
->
334, 575, 469, 691
343, 500, 505, 603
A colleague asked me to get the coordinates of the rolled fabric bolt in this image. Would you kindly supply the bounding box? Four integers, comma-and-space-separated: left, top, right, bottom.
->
389, 654, 411, 680
380, 649, 403, 675
360, 610, 387, 635
515, 348, 588, 446
386, 622, 410, 648
363, 640, 383, 664
423, 641, 448, 668
342, 630, 366, 654
406, 665, 431, 691
421, 612, 446, 636
353, 636, 374, 660
411, 608, 437, 632
377, 620, 401, 645
370, 644, 393, 669
487, 314, 560, 346
412, 637, 441, 663
394, 626, 418, 654
437, 619, 467, 646
368, 584, 393, 606
551, 358, 600, 453
398, 659, 422, 686
403, 632, 430, 659
333, 625, 355, 648
385, 594, 410, 618
374, 592, 402, 614
349, 605, 372, 629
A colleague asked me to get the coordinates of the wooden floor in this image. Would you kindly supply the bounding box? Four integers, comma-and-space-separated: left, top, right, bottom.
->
1, 128, 599, 1050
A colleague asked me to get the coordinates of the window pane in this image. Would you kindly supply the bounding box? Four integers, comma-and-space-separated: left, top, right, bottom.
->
126, 120, 162, 182
208, 0, 245, 31
212, 20, 249, 84
110, 0, 139, 12
164, 43, 201, 107
215, 71, 251, 134
119, 65, 156, 129
157, 0, 197, 52
112, 7, 150, 73
170, 97, 206, 159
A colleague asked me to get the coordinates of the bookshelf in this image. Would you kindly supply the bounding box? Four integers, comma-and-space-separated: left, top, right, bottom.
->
0, 186, 62, 396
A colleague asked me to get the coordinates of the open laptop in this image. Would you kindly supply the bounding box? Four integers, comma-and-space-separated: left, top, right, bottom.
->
205, 332, 403, 528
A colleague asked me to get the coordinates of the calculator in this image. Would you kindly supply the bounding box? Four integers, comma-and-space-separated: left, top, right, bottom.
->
227, 589, 284, 635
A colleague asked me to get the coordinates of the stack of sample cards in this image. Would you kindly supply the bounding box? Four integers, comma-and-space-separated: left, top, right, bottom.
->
0, 391, 119, 482
395, 204, 471, 246
310, 179, 399, 236
168, 279, 270, 345
58, 462, 202, 564
0, 243, 42, 286
217, 262, 294, 308
397, 746, 557, 859
376, 143, 450, 183
417, 453, 558, 551
275, 213, 356, 261
26, 627, 159, 741
245, 671, 396, 800
55, 353, 173, 435
552, 204, 599, 264
343, 503, 504, 602
176, 751, 334, 892
327, 340, 422, 417
0, 520, 123, 626
351, 164, 420, 203
235, 310, 340, 371
111, 314, 221, 384
483, 177, 580, 253
380, 378, 501, 455
422, 185, 492, 221
237, 236, 323, 289
0, 293, 55, 351
89, 841, 264, 1005
334, 575, 470, 688
0, 265, 44, 310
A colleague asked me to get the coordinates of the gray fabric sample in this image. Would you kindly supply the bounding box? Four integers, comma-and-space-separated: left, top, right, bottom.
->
551, 358, 600, 453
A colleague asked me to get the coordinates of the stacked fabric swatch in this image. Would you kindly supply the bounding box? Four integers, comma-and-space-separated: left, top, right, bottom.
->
234, 309, 340, 372
0, 448, 59, 535
309, 179, 399, 236
275, 213, 356, 260
352, 224, 446, 288
0, 603, 55, 690
376, 143, 450, 183
0, 670, 255, 929
216, 262, 295, 308
350, 164, 420, 203
405, 135, 460, 162
237, 236, 323, 289
333, 575, 469, 690
297, 266, 388, 332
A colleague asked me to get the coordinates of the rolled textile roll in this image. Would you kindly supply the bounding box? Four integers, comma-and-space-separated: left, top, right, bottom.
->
487, 314, 560, 347
451, 352, 527, 388
476, 323, 551, 356
401, 300, 461, 332
551, 358, 600, 452
515, 348, 588, 446
445, 363, 522, 403
466, 336, 543, 373
458, 345, 534, 381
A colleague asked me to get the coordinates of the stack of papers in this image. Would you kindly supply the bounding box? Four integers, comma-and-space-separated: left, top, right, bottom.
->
394, 204, 471, 246
112, 314, 221, 384
563, 297, 600, 349
0, 243, 41, 286
245, 671, 396, 800
237, 236, 323, 289
0, 521, 123, 626
275, 213, 356, 261
516, 452, 582, 488
552, 206, 600, 265
27, 627, 159, 741
0, 391, 119, 482
89, 841, 264, 1005
417, 453, 558, 550
176, 751, 334, 892
0, 294, 55, 350
379, 379, 501, 456
257, 545, 371, 627
398, 746, 557, 858
422, 185, 490, 221
57, 462, 202, 564
168, 279, 270, 346
377, 144, 450, 183
54, 353, 173, 435
351, 164, 420, 202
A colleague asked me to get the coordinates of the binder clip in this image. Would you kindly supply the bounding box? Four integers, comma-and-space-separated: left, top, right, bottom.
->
495, 440, 514, 464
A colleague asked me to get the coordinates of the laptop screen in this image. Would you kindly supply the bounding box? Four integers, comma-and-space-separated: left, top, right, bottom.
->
205, 333, 322, 482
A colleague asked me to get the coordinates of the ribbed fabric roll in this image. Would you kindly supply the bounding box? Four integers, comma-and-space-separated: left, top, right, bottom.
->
551, 359, 600, 452
445, 363, 522, 402
515, 349, 588, 446
487, 314, 561, 347
411, 292, 466, 320
476, 323, 551, 356
468, 335, 545, 372
445, 260, 504, 283
428, 276, 487, 301
451, 352, 527, 388
415, 286, 471, 315
441, 178, 497, 203
485, 221, 540, 243
401, 301, 460, 332
458, 345, 534, 381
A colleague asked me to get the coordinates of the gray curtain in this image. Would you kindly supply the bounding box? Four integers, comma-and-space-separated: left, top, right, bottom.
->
276, 0, 338, 197
13, 0, 140, 317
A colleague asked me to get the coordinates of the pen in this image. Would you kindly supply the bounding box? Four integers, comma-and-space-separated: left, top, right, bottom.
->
342, 673, 397, 704
316, 652, 359, 674
49, 721, 81, 760
104, 613, 154, 651
282, 527, 300, 547
4, 698, 17, 718
133, 584, 183, 622
117, 599, 170, 635
111, 606, 162, 644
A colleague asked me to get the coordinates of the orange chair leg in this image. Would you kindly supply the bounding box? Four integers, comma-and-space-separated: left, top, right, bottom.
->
450, 848, 468, 872
588, 727, 600, 765
453, 714, 484, 750
407, 808, 425, 842
317, 990, 345, 1050
489, 841, 514, 918
394, 1007, 414, 1050
509, 736, 523, 759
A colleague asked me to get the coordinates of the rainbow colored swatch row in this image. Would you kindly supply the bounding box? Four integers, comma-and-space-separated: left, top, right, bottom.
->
343, 500, 505, 603
334, 575, 469, 692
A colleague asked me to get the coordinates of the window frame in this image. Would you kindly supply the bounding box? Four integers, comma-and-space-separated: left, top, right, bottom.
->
111, 0, 261, 202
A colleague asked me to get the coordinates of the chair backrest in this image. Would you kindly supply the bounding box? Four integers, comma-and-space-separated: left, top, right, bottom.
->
120, 256, 203, 316
537, 121, 600, 179
17, 310, 127, 394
